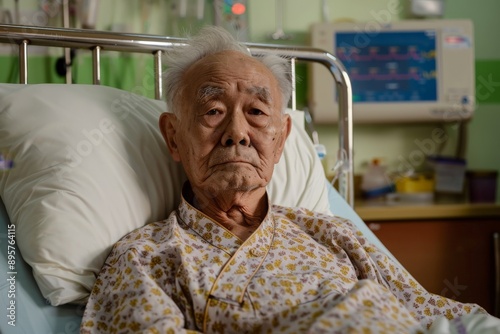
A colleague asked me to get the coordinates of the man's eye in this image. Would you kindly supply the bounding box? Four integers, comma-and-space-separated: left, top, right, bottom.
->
206, 109, 220, 116
249, 109, 264, 115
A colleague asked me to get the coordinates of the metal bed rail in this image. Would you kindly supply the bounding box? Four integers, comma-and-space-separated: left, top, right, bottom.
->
0, 24, 354, 206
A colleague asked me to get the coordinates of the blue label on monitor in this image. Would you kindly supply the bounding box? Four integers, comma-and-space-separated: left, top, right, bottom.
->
336, 30, 437, 103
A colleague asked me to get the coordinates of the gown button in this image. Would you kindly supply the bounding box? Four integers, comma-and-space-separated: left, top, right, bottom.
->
249, 249, 263, 257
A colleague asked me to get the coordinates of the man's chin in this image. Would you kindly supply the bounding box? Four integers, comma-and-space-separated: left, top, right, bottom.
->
202, 174, 267, 195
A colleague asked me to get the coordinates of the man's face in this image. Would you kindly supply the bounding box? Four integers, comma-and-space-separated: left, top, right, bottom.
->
160, 50, 291, 199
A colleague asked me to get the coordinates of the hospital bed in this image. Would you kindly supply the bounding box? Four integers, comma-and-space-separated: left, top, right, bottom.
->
0, 24, 492, 334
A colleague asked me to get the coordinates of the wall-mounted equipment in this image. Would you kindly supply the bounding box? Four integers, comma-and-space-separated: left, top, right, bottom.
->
79, 0, 99, 29
411, 0, 445, 17
309, 19, 475, 123
214, 0, 248, 41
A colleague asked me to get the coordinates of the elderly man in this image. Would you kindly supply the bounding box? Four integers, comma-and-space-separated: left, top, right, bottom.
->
80, 27, 491, 333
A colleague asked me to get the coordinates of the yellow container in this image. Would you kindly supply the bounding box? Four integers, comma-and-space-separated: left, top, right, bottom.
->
395, 174, 435, 193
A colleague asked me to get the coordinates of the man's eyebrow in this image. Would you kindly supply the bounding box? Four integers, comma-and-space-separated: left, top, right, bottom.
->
196, 85, 273, 105
246, 86, 273, 105
197, 85, 225, 103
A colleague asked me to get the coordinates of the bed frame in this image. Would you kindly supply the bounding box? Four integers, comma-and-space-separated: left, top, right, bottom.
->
0, 23, 354, 205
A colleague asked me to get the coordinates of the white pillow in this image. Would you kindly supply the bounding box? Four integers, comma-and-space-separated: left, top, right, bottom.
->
267, 109, 330, 214
0, 84, 330, 306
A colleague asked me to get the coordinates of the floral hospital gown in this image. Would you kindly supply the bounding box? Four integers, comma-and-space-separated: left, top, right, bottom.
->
80, 193, 486, 333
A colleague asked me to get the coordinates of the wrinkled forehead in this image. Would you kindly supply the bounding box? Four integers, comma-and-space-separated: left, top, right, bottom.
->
190, 50, 266, 74
182, 50, 280, 98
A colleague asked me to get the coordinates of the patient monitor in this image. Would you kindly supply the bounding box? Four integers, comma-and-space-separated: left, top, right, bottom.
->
309, 19, 475, 123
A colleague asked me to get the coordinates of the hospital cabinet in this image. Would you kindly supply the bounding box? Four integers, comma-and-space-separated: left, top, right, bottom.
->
357, 202, 500, 316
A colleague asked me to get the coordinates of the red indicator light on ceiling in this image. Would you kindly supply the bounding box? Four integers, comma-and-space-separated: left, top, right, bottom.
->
232, 3, 246, 15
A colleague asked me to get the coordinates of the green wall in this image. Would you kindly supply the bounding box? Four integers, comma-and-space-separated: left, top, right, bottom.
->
444, 0, 500, 192
0, 53, 158, 99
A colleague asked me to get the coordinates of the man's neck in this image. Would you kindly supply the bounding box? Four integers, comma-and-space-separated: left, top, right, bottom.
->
185, 183, 268, 241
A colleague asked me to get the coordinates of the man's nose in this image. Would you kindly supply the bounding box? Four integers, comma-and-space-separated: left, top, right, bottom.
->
221, 112, 250, 147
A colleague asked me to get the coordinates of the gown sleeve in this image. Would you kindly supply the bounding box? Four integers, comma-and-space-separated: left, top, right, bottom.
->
330, 215, 488, 329
277, 206, 490, 330
80, 245, 202, 334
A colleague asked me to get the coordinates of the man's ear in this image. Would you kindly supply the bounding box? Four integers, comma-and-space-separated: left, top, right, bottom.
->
274, 113, 292, 164
159, 112, 181, 162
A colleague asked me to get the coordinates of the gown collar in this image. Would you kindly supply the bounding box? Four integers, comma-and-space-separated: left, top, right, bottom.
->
177, 182, 275, 254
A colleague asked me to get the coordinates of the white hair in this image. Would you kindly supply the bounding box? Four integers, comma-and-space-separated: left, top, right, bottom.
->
162, 26, 292, 116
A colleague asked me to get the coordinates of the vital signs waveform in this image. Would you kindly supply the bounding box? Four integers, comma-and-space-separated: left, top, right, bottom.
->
337, 47, 436, 62
348, 70, 436, 81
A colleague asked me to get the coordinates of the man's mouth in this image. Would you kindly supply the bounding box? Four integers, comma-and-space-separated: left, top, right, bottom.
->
214, 160, 251, 166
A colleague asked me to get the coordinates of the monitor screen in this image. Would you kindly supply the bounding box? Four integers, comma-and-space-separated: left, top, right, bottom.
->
309, 20, 475, 123
335, 30, 438, 103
